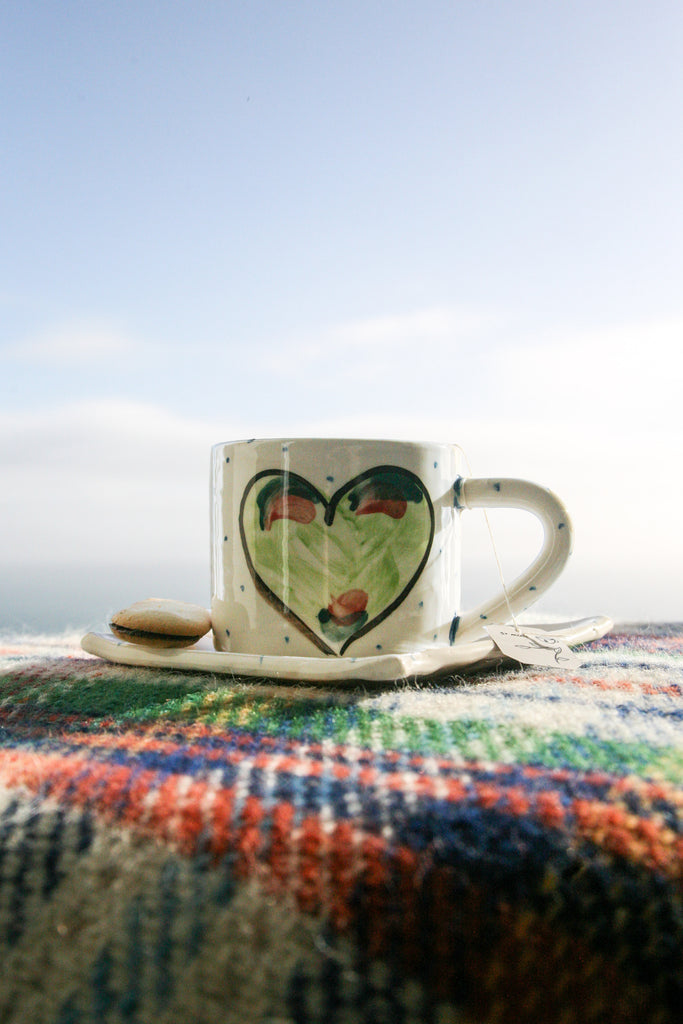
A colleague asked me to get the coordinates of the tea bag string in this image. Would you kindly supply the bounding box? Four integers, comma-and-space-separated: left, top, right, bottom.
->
451, 443, 521, 635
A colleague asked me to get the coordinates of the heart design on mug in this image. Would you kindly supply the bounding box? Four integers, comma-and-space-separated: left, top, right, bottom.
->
239, 466, 435, 655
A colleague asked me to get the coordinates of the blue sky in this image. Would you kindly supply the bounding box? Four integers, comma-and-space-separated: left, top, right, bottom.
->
2, 1, 682, 627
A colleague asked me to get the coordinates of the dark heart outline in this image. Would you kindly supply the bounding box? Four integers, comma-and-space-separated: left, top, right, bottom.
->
239, 465, 435, 656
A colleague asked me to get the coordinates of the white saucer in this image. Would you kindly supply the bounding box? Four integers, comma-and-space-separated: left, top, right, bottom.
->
81, 615, 612, 684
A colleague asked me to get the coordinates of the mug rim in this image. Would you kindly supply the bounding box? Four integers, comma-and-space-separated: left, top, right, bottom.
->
212, 437, 454, 449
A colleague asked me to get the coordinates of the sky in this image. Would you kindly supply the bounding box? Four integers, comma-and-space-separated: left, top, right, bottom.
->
1, 1, 682, 632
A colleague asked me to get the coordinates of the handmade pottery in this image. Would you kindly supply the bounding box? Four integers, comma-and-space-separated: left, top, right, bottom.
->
210, 439, 574, 659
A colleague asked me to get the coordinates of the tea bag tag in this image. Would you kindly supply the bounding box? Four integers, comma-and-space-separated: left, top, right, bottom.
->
485, 624, 582, 669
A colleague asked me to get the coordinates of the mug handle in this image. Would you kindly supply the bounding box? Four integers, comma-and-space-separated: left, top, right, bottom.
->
451, 477, 573, 642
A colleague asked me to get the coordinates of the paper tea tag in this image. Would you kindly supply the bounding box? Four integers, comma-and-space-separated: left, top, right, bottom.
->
485, 624, 582, 669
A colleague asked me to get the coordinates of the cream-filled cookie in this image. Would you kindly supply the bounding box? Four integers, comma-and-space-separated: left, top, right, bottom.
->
109, 599, 211, 648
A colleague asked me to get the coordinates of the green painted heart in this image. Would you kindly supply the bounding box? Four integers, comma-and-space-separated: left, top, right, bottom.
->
239, 466, 435, 655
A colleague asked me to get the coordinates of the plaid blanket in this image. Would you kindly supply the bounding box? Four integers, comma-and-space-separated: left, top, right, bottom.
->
0, 624, 681, 1023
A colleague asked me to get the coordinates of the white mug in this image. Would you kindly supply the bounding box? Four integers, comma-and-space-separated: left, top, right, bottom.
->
210, 438, 572, 658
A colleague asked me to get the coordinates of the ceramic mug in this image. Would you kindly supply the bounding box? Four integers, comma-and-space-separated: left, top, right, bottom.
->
210, 438, 572, 658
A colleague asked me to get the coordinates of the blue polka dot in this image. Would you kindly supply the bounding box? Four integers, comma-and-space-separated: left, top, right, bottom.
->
480, 614, 488, 620
284, 636, 290, 643
449, 615, 460, 644
529, 585, 537, 591
558, 522, 566, 529
240, 584, 245, 592
493, 482, 501, 492
225, 628, 230, 636
419, 601, 424, 608
225, 457, 230, 463
376, 644, 382, 650
433, 461, 438, 468
223, 535, 228, 542
326, 475, 334, 482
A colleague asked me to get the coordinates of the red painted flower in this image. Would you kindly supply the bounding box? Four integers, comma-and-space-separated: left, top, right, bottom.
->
327, 589, 368, 625
264, 494, 317, 531
354, 497, 407, 519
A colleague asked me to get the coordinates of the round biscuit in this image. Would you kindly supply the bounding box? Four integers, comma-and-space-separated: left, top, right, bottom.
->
109, 598, 211, 648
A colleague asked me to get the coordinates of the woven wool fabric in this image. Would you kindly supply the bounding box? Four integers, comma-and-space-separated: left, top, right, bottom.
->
0, 624, 682, 1024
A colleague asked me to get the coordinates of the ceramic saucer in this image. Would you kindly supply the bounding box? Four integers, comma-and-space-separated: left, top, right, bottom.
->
81, 615, 612, 684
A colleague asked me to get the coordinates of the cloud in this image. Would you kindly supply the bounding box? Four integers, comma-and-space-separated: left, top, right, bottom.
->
322, 307, 497, 349
0, 400, 245, 565
493, 316, 682, 432
263, 305, 500, 377
5, 320, 136, 363
257, 307, 679, 443
0, 399, 207, 473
